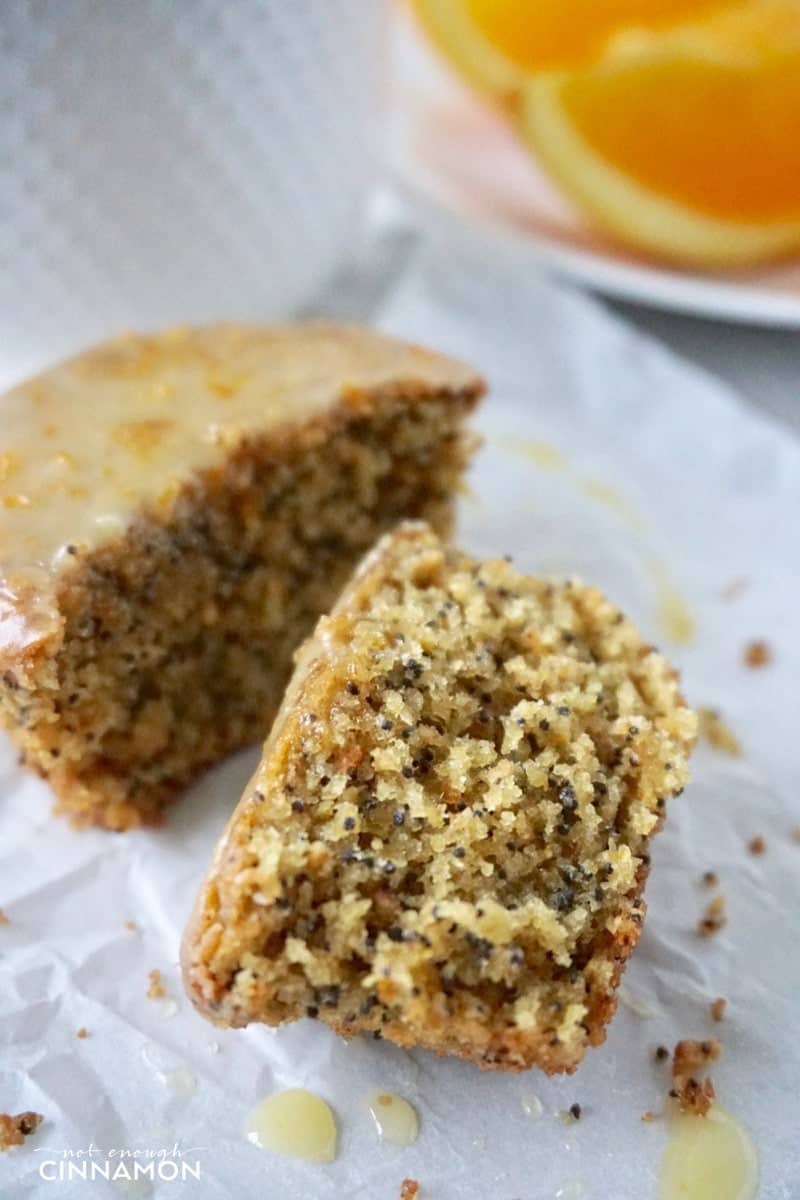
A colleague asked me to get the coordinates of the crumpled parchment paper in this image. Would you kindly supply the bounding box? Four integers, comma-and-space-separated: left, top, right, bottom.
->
1, 235, 798, 1200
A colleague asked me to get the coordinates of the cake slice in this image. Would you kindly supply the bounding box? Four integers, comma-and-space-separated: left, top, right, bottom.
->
183, 522, 696, 1073
0, 325, 482, 828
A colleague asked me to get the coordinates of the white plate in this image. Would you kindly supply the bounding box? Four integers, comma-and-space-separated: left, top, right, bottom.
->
390, 17, 800, 328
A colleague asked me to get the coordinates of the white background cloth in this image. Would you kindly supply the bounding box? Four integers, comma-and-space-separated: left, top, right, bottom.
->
1, 224, 798, 1199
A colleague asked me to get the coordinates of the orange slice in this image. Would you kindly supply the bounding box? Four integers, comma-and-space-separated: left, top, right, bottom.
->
519, 1, 800, 266
412, 0, 729, 97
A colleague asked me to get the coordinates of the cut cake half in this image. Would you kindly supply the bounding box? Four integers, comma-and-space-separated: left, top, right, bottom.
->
183, 522, 696, 1072
0, 324, 482, 828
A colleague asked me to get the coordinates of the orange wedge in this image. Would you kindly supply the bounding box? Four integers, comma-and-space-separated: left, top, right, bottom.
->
412, 0, 730, 97
519, 1, 800, 266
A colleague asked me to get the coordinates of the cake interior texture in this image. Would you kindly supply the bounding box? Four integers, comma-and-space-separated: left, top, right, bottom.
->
184, 523, 696, 1073
0, 330, 481, 830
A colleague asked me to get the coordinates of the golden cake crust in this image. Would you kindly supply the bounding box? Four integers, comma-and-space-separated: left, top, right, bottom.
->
183, 523, 696, 1073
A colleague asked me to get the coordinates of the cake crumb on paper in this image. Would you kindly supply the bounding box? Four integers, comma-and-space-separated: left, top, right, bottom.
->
125, 920, 139, 932
701, 870, 719, 887
748, 835, 766, 855
697, 895, 726, 937
670, 1039, 721, 1116
0, 1112, 43, 1151
147, 969, 167, 999
697, 708, 742, 757
641, 1110, 658, 1123
76, 1026, 89, 1039
0, 909, 8, 926
710, 997, 727, 1022
743, 639, 771, 669
400, 1180, 420, 1200
669, 1077, 716, 1117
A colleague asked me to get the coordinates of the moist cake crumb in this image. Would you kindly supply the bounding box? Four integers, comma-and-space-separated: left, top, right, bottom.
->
76, 1027, 89, 1038
183, 523, 696, 1073
400, 1181, 420, 1200
670, 1039, 721, 1116
743, 639, 771, 669
710, 997, 727, 1022
701, 870, 719, 887
697, 895, 726, 937
147, 969, 167, 1000
747, 835, 765, 855
0, 1111, 43, 1150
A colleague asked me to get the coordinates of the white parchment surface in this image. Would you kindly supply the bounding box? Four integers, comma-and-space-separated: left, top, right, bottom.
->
1, 237, 798, 1200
